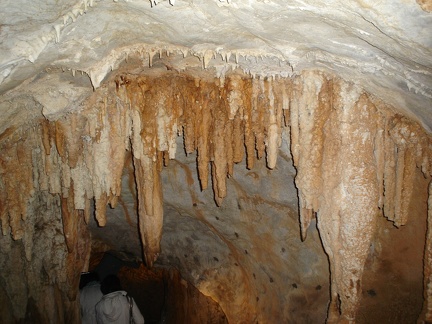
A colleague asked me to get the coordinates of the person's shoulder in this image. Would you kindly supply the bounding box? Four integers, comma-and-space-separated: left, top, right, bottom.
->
103, 290, 127, 298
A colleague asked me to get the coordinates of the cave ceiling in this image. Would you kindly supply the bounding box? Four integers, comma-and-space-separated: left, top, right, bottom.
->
0, 0, 431, 134
1, 1, 432, 323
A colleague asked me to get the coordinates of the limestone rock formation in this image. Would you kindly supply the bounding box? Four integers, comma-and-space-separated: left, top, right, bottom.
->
0, 1, 431, 323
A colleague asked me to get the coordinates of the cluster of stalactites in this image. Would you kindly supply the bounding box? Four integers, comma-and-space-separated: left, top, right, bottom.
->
1, 70, 431, 271
114, 73, 290, 202
0, 71, 291, 266
289, 70, 432, 321
0, 91, 130, 254
290, 71, 432, 237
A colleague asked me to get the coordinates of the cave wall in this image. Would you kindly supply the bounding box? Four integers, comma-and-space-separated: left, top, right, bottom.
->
160, 267, 228, 324
88, 132, 330, 323
0, 190, 91, 323
357, 166, 429, 323
155, 137, 330, 323
0, 63, 432, 323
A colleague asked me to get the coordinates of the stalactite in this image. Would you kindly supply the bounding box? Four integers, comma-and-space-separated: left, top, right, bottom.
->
266, 78, 284, 170
420, 139, 432, 176
252, 78, 267, 160
71, 163, 89, 210
0, 131, 36, 240
396, 148, 409, 215
61, 161, 71, 199
61, 184, 79, 253
55, 119, 67, 163
374, 114, 385, 209
243, 78, 255, 170
164, 93, 180, 161
106, 95, 130, 198
41, 119, 52, 155
211, 93, 229, 205
94, 193, 108, 227
47, 144, 62, 195
81, 91, 128, 225
225, 119, 234, 177
421, 180, 432, 322
383, 118, 397, 222
183, 78, 198, 155
133, 154, 163, 268
83, 194, 91, 224
289, 79, 300, 163
0, 167, 8, 236
265, 81, 278, 169
1, 67, 432, 324
227, 74, 243, 120
387, 116, 431, 227
232, 113, 244, 164
123, 75, 167, 267
318, 90, 380, 323
196, 86, 212, 191
290, 71, 332, 240
65, 113, 86, 169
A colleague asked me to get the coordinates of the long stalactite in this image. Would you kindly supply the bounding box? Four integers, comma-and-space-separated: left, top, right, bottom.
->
0, 66, 431, 322
421, 180, 432, 322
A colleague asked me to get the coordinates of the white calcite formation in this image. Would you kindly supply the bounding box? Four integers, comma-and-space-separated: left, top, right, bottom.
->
1, 0, 431, 130
0, 0, 431, 323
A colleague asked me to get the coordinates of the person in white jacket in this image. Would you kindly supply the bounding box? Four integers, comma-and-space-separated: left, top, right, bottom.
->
95, 274, 144, 324
80, 272, 103, 324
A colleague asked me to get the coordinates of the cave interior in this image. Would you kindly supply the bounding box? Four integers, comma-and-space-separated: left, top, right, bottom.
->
0, 1, 432, 323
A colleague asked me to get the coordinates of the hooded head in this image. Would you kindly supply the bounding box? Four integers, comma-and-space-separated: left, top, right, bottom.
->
100, 275, 122, 295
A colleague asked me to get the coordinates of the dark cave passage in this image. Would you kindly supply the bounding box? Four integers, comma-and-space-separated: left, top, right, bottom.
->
85, 251, 227, 324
